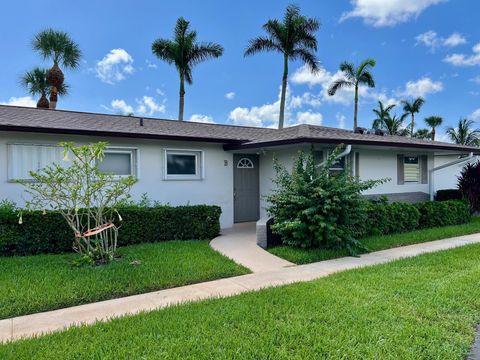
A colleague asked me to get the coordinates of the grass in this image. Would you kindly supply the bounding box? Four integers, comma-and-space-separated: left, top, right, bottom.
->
269, 217, 480, 264
2, 243, 480, 359
0, 240, 248, 319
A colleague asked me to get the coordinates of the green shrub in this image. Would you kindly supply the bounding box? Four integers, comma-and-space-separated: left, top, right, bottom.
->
415, 200, 470, 228
435, 189, 463, 202
365, 200, 420, 236
458, 161, 480, 212
0, 205, 221, 256
266, 147, 385, 252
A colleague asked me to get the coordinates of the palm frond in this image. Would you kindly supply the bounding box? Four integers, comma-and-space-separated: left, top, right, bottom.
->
32, 28, 81, 68
424, 116, 443, 128
190, 42, 224, 66
151, 39, 177, 64
20, 68, 49, 96
339, 62, 355, 80
359, 71, 375, 88
356, 58, 376, 77
328, 79, 353, 96
244, 37, 282, 56
291, 49, 319, 73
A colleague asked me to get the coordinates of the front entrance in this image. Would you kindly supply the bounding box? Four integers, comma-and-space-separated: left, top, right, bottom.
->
233, 154, 260, 223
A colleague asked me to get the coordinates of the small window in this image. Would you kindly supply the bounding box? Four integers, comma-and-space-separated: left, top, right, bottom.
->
404, 156, 420, 183
7, 144, 64, 181
237, 158, 254, 169
165, 150, 202, 180
97, 149, 137, 177
329, 156, 346, 171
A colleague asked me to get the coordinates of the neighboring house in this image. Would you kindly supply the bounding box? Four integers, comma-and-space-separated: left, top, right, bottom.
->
0, 105, 477, 228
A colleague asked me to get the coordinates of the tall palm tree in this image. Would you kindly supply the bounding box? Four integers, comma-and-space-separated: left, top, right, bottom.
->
414, 128, 431, 139
372, 101, 395, 130
376, 113, 409, 136
245, 4, 320, 129
152, 18, 223, 121
424, 116, 443, 141
32, 29, 81, 109
446, 118, 480, 146
21, 67, 68, 109
401, 97, 425, 138
328, 58, 376, 130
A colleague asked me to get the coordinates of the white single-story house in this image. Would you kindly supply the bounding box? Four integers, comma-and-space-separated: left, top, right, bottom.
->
0, 105, 477, 229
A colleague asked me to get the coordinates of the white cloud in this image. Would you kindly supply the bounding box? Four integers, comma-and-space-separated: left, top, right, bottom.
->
444, 42, 480, 66
290, 92, 322, 108
110, 99, 134, 115
444, 33, 467, 47
294, 111, 323, 126
340, 0, 444, 27
229, 102, 280, 127
145, 59, 157, 69
188, 114, 215, 123
336, 112, 347, 129
398, 77, 443, 98
95, 49, 135, 84
0, 96, 37, 107
470, 76, 480, 84
107, 96, 165, 116
225, 92, 236, 100
470, 108, 480, 121
416, 31, 467, 52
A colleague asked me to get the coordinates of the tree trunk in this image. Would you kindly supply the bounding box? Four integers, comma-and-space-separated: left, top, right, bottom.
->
431, 127, 436, 141
411, 114, 415, 137
49, 86, 58, 109
353, 84, 359, 130
278, 55, 289, 129
178, 73, 185, 121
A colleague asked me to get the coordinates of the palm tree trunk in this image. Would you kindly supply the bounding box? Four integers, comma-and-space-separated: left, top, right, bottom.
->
49, 86, 58, 109
278, 55, 289, 129
431, 127, 436, 141
353, 84, 359, 129
179, 73, 185, 121
411, 114, 415, 137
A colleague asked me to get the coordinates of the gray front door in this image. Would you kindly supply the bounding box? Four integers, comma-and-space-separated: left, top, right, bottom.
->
234, 154, 260, 223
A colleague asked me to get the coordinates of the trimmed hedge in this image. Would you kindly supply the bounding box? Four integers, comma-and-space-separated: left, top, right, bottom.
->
0, 205, 221, 256
435, 189, 463, 202
363, 199, 470, 237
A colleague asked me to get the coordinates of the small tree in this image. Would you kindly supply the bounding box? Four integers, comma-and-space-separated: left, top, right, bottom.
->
458, 161, 480, 213
19, 142, 136, 265
266, 147, 385, 252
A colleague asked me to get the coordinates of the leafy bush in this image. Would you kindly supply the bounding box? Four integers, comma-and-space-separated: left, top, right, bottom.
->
458, 161, 480, 212
365, 200, 420, 236
415, 200, 470, 228
435, 189, 463, 202
266, 147, 384, 252
0, 204, 221, 256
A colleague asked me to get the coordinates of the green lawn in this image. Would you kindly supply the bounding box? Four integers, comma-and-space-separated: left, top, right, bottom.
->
0, 240, 248, 319
2, 243, 480, 359
269, 217, 480, 264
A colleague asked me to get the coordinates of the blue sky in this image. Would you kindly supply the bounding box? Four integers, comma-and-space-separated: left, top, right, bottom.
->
0, 0, 479, 139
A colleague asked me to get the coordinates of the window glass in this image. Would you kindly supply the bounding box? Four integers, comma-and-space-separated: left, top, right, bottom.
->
167, 154, 197, 175
404, 156, 420, 182
7, 144, 64, 181
98, 153, 132, 175
330, 156, 345, 171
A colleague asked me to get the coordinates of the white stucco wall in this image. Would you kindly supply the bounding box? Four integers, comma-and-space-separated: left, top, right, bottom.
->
432, 155, 479, 192
0, 132, 234, 228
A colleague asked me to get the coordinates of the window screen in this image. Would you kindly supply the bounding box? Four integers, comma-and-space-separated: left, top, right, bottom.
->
98, 152, 132, 176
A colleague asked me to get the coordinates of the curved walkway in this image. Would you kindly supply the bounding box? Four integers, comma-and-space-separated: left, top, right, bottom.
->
2, 232, 480, 343
210, 223, 294, 273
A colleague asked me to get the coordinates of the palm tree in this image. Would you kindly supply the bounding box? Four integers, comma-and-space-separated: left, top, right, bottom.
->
328, 58, 376, 130
32, 29, 81, 109
401, 97, 425, 138
372, 101, 395, 130
245, 5, 320, 129
21, 67, 68, 109
152, 18, 223, 121
424, 116, 443, 141
446, 118, 480, 146
377, 113, 409, 136
414, 128, 431, 139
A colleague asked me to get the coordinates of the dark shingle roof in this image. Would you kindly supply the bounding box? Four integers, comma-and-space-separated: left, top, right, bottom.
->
0, 105, 476, 152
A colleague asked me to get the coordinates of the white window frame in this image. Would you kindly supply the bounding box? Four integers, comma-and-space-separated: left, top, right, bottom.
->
403, 155, 420, 184
163, 149, 204, 180
98, 147, 139, 179
7, 143, 64, 182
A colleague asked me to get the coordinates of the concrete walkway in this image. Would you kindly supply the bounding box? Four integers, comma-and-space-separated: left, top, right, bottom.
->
1, 232, 480, 343
211, 222, 294, 272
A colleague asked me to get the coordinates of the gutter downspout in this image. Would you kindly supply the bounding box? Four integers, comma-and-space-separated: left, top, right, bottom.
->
429, 152, 474, 201
317, 145, 352, 168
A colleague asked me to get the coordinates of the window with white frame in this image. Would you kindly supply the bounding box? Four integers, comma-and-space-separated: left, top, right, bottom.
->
97, 148, 137, 177
404, 156, 420, 183
7, 144, 65, 181
164, 149, 203, 180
